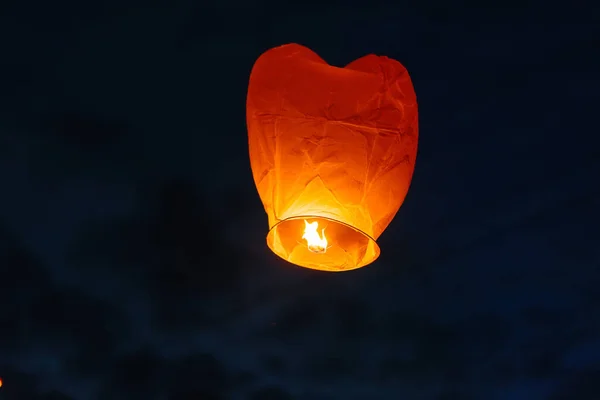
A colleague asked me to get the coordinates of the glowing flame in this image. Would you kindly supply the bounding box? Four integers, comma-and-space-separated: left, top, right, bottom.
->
302, 220, 328, 253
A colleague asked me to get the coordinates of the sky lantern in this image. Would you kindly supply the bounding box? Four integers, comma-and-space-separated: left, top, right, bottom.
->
247, 43, 418, 271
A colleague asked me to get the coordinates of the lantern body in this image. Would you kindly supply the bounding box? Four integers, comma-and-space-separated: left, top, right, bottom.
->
247, 43, 418, 271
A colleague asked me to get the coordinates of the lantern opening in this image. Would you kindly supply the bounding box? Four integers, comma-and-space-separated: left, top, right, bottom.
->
302, 220, 328, 253
267, 216, 380, 272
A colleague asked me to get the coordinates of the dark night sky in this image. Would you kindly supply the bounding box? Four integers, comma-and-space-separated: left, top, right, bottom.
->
0, 1, 599, 399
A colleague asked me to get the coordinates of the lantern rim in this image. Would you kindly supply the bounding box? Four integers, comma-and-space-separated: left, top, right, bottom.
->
266, 215, 381, 272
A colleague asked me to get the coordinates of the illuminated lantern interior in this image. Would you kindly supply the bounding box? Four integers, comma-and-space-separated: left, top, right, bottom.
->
247, 43, 418, 271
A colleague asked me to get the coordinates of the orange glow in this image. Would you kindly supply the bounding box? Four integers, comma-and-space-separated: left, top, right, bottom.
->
247, 43, 418, 271
0, 378, 3, 387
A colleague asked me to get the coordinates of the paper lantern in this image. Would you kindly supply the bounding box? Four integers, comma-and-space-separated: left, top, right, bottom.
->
247, 43, 418, 271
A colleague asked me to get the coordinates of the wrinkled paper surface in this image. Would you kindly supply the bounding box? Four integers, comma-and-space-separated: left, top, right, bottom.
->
247, 43, 418, 270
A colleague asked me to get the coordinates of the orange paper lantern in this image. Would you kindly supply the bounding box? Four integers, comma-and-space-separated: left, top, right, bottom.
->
247, 43, 418, 271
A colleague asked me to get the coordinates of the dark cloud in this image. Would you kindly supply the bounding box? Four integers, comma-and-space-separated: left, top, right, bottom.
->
97, 347, 165, 400
0, 223, 53, 355
34, 110, 138, 179
166, 353, 230, 395
383, 311, 458, 354
261, 296, 324, 340
71, 178, 246, 285
449, 313, 511, 362
95, 348, 244, 400
0, 366, 74, 400
97, 346, 255, 400
434, 390, 474, 400
549, 368, 600, 400
0, 366, 42, 399
44, 111, 130, 152
376, 312, 503, 385
230, 370, 259, 389
302, 349, 359, 383
260, 354, 287, 376
330, 296, 373, 340
0, 224, 129, 394
147, 179, 241, 291
68, 177, 259, 332
38, 392, 76, 400
523, 347, 563, 379
522, 307, 573, 330
248, 385, 295, 400
168, 390, 226, 400
30, 286, 126, 347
